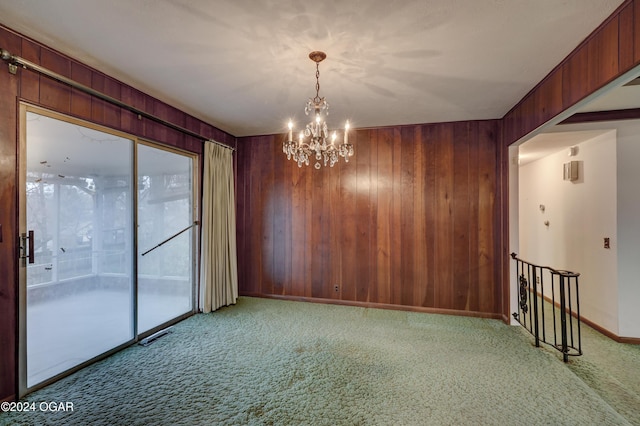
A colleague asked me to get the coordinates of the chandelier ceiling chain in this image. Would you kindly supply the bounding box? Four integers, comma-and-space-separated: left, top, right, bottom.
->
313, 62, 322, 104
283, 51, 354, 169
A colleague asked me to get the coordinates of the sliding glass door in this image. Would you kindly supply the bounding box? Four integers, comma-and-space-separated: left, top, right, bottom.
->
20, 105, 197, 393
137, 143, 195, 334
21, 109, 135, 389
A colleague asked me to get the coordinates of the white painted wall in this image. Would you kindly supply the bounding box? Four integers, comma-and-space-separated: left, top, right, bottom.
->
519, 130, 619, 334
612, 121, 640, 338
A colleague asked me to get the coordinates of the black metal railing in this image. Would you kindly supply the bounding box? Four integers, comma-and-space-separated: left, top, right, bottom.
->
510, 253, 582, 362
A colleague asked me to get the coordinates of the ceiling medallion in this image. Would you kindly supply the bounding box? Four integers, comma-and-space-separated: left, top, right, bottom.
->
283, 51, 354, 169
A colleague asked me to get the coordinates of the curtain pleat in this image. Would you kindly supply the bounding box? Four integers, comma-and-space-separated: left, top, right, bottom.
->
200, 141, 238, 313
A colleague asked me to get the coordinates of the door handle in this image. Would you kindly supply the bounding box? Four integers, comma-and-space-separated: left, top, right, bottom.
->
19, 231, 35, 265
28, 230, 34, 264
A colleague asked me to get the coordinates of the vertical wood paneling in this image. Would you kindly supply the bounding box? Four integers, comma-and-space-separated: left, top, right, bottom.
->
328, 150, 342, 300
619, 3, 635, 73
237, 121, 500, 315
422, 125, 437, 308
70, 62, 92, 120
19, 39, 40, 103
534, 71, 563, 126
303, 159, 313, 297
247, 137, 262, 295
290, 159, 305, 297
167, 106, 186, 149
376, 128, 393, 305
39, 49, 71, 113
434, 124, 454, 309
120, 87, 145, 136
282, 139, 293, 296
185, 118, 204, 153
587, 17, 619, 93
519, 94, 537, 139
340, 136, 357, 301
102, 76, 122, 130
238, 121, 501, 313
368, 130, 379, 304
149, 101, 171, 146
497, 127, 509, 319
355, 129, 372, 302
390, 128, 403, 305
412, 127, 426, 307
272, 138, 286, 296
453, 122, 470, 311
560, 45, 589, 115
399, 126, 415, 306
235, 140, 247, 295
89, 72, 107, 125
260, 137, 275, 295
321, 164, 332, 299
0, 26, 21, 403
478, 122, 498, 313
467, 122, 481, 312
501, 105, 519, 151
311, 161, 327, 298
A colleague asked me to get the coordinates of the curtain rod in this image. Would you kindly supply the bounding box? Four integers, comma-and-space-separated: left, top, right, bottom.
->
206, 139, 235, 151
0, 47, 235, 152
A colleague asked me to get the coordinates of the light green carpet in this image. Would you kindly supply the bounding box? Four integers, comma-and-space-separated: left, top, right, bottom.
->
1, 296, 638, 425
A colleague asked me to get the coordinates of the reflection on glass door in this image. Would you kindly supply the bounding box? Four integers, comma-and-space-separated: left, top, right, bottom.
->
23, 109, 134, 388
137, 143, 195, 334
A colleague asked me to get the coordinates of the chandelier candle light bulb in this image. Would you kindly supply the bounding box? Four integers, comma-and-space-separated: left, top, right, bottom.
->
344, 120, 350, 144
282, 51, 354, 168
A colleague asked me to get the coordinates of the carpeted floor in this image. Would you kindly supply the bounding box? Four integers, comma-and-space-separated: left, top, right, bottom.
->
1, 296, 638, 425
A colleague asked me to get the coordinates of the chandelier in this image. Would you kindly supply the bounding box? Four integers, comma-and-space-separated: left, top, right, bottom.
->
283, 51, 354, 169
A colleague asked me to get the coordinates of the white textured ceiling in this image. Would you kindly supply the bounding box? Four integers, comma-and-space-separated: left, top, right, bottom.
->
518, 129, 614, 166
0, 0, 625, 137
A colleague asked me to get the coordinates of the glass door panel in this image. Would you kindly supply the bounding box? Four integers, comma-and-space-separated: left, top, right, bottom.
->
23, 110, 134, 388
137, 144, 194, 334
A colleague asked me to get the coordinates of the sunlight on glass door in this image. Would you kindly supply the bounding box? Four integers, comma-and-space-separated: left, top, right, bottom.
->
137, 144, 194, 334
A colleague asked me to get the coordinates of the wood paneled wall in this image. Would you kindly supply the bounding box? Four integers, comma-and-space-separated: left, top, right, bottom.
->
236, 121, 504, 316
0, 28, 20, 405
0, 26, 234, 402
503, 0, 640, 146
238, 1, 640, 322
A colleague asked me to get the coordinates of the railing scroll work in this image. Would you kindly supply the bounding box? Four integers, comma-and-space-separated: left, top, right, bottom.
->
510, 253, 582, 362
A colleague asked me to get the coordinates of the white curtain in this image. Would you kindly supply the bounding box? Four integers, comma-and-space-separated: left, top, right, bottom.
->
200, 141, 238, 313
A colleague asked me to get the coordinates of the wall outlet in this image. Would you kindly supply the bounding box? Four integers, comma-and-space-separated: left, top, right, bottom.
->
604, 237, 610, 249
334, 284, 339, 292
